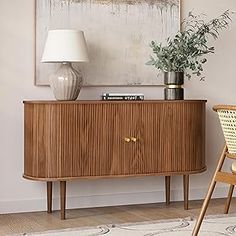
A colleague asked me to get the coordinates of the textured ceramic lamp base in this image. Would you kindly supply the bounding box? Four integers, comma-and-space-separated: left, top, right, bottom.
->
49, 62, 82, 101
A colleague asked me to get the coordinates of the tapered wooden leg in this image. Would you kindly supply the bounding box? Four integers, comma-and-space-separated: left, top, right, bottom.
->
192, 145, 227, 236
60, 181, 66, 220
47, 182, 53, 213
192, 181, 217, 236
183, 175, 189, 210
224, 185, 234, 214
165, 176, 171, 205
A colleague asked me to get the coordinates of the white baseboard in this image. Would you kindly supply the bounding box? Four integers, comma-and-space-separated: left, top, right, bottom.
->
0, 186, 234, 214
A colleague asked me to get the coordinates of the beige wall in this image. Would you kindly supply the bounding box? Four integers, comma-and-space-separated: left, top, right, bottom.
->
0, 0, 235, 213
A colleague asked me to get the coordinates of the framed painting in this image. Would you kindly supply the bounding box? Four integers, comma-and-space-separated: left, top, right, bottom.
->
35, 0, 180, 86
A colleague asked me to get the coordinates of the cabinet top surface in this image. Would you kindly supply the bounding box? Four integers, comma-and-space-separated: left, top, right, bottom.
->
23, 100, 207, 104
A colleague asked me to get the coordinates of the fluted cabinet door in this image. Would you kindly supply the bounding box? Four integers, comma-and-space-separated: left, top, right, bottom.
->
140, 102, 206, 174
111, 102, 205, 175
24, 100, 206, 180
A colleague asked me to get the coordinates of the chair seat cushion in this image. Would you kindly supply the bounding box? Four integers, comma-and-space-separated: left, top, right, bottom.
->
232, 162, 236, 174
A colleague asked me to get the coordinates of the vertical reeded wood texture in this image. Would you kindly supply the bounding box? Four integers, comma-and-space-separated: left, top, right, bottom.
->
24, 101, 206, 179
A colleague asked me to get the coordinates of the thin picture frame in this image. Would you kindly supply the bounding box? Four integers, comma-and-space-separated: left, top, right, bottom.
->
33, 0, 182, 87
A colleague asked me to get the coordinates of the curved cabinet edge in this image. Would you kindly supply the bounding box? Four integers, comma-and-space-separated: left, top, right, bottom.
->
23, 166, 207, 181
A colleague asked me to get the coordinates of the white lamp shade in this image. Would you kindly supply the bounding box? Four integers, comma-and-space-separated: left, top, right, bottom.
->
41, 30, 89, 62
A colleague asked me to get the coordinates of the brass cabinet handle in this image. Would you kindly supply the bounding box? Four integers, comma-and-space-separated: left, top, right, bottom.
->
124, 137, 138, 143
131, 137, 137, 142
124, 137, 131, 143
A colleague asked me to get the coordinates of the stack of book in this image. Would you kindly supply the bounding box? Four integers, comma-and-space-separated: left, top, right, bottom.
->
102, 93, 144, 101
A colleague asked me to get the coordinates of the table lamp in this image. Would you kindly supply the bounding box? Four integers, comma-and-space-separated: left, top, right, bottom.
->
41, 29, 89, 100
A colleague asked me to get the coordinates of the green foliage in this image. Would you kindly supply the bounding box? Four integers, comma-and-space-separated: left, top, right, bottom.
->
147, 10, 232, 79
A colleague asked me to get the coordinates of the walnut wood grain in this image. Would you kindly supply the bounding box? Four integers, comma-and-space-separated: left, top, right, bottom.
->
23, 167, 207, 181
60, 181, 66, 220
24, 100, 206, 219
24, 100, 206, 105
47, 182, 52, 213
24, 100, 206, 180
165, 176, 171, 205
183, 175, 189, 210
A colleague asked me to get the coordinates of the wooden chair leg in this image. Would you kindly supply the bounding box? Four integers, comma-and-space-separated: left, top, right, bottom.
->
47, 181, 53, 213
192, 180, 217, 236
183, 175, 189, 210
192, 145, 227, 236
60, 181, 66, 220
165, 176, 171, 205
224, 185, 234, 214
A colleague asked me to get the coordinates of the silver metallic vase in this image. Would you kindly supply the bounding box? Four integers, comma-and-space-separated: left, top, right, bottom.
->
49, 62, 82, 101
164, 72, 184, 100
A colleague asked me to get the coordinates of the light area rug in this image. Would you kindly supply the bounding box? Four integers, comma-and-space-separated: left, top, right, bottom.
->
13, 215, 236, 236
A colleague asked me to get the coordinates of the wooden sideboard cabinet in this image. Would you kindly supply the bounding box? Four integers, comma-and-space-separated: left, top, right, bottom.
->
23, 100, 206, 219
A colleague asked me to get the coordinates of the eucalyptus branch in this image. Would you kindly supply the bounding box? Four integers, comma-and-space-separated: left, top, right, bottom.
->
147, 10, 233, 79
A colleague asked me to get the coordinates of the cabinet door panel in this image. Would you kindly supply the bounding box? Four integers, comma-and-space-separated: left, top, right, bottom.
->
69, 103, 117, 177
112, 103, 142, 175
113, 102, 205, 175
24, 101, 205, 179
113, 103, 152, 175
140, 102, 205, 174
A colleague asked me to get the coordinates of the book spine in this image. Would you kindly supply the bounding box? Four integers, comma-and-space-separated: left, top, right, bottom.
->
102, 95, 144, 101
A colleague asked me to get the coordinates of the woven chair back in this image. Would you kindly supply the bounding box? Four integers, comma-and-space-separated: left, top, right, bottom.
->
214, 105, 236, 154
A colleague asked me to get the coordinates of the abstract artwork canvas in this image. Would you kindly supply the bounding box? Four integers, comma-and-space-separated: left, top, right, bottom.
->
35, 0, 180, 86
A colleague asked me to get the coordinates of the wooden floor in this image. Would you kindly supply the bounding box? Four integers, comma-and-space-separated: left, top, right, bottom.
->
0, 198, 236, 235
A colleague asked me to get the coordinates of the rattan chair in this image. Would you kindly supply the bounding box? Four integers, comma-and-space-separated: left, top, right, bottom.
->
192, 105, 236, 236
